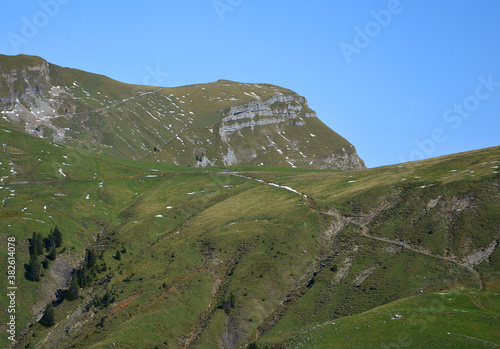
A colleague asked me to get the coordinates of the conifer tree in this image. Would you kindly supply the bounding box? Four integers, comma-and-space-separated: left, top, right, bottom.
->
102, 289, 111, 306
65, 275, 79, 301
27, 255, 41, 282
30, 231, 43, 256
48, 245, 57, 260
35, 232, 44, 256
42, 258, 50, 269
86, 248, 97, 268
53, 226, 63, 248
44, 229, 55, 251
39, 303, 55, 327
29, 232, 36, 256
77, 267, 89, 288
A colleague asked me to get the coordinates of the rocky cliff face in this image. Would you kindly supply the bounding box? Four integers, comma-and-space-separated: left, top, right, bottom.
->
219, 93, 315, 142
0, 56, 69, 141
0, 54, 365, 170
207, 92, 365, 170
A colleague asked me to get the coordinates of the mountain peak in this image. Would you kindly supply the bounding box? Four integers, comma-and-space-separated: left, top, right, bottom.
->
0, 54, 365, 170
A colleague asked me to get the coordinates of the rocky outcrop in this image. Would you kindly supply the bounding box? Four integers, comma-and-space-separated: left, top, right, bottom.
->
0, 59, 51, 110
211, 92, 365, 170
0, 54, 366, 171
219, 93, 315, 142
0, 58, 68, 141
314, 152, 366, 170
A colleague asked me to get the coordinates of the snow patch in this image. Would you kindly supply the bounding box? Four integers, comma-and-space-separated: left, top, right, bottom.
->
243, 91, 261, 100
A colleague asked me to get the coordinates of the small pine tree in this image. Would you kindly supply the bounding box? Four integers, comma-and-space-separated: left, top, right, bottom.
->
29, 233, 36, 256
42, 259, 50, 269
94, 295, 101, 307
77, 266, 89, 288
102, 289, 111, 306
27, 255, 41, 282
114, 250, 121, 261
44, 229, 55, 251
86, 248, 97, 268
65, 275, 79, 301
35, 232, 44, 256
30, 232, 43, 257
53, 226, 63, 248
39, 303, 55, 327
48, 246, 57, 260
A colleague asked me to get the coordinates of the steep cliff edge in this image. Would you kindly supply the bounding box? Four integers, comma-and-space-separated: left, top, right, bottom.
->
0, 54, 365, 170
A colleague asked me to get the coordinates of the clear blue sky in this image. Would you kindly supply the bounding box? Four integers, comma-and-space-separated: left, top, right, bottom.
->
1, 0, 499, 168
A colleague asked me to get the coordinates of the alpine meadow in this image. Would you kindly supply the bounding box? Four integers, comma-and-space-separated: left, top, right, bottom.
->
0, 54, 498, 349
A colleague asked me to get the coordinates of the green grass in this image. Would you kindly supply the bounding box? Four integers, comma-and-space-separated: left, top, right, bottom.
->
0, 127, 498, 348
259, 287, 500, 348
1, 53, 364, 171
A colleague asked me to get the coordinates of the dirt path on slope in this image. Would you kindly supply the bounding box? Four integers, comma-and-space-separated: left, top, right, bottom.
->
8, 173, 154, 186
358, 225, 483, 290
56, 88, 163, 118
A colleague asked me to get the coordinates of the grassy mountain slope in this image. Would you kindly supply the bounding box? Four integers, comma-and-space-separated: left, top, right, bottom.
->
0, 126, 211, 347
252, 148, 500, 346
0, 125, 498, 348
0, 54, 364, 170
271, 286, 500, 348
